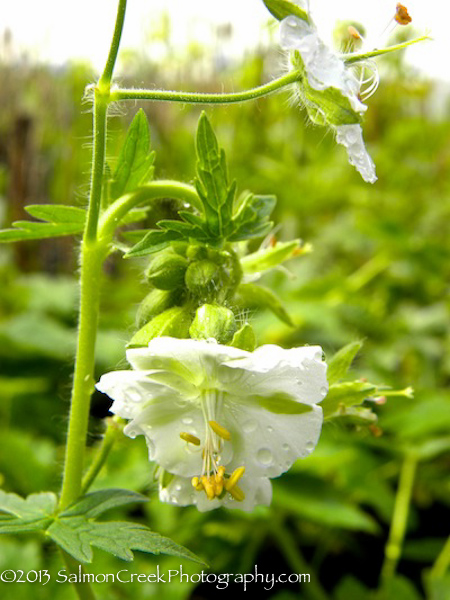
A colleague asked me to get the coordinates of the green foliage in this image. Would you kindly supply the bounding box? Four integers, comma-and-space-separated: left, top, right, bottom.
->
0, 205, 86, 242
262, 0, 309, 23
234, 283, 294, 326
109, 109, 156, 201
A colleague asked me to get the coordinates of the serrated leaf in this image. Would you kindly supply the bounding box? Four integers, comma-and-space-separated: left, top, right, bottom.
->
235, 283, 294, 326
229, 194, 276, 242
263, 0, 310, 23
25, 204, 87, 224
0, 491, 57, 535
61, 489, 149, 519
125, 229, 183, 258
47, 519, 204, 564
322, 381, 377, 419
327, 341, 363, 385
110, 109, 155, 200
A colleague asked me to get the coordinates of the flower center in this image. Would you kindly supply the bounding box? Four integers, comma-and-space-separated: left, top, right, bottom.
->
178, 389, 245, 502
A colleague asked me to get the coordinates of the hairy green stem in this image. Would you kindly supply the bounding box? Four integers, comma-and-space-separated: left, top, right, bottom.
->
343, 35, 430, 65
99, 0, 128, 89
98, 181, 201, 240
381, 453, 418, 581
60, 242, 107, 510
81, 418, 121, 494
110, 71, 302, 104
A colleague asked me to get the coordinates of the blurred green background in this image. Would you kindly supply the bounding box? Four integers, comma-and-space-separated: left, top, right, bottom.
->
0, 21, 449, 600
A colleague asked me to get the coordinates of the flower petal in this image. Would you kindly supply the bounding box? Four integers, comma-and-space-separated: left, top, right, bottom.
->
335, 124, 377, 183
220, 344, 328, 405
222, 400, 323, 478
159, 474, 272, 512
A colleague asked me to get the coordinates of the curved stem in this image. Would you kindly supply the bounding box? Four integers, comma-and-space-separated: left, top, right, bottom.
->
110, 71, 302, 104
343, 35, 430, 65
381, 453, 418, 582
99, 0, 128, 89
81, 418, 121, 495
99, 181, 201, 241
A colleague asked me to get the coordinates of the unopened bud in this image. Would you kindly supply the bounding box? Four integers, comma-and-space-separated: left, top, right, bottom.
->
185, 260, 223, 297
189, 304, 237, 344
128, 306, 192, 347
146, 251, 188, 290
136, 288, 181, 328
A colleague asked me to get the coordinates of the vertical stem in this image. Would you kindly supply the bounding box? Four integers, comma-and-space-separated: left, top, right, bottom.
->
81, 418, 121, 494
98, 0, 128, 89
381, 453, 418, 581
60, 242, 106, 509
430, 536, 450, 580
61, 550, 97, 600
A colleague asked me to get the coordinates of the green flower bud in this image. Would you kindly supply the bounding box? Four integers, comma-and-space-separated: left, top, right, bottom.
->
185, 260, 222, 297
229, 323, 257, 351
189, 304, 237, 344
146, 251, 188, 290
136, 288, 181, 329
128, 306, 192, 347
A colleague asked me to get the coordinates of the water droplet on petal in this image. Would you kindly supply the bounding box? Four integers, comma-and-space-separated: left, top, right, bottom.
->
320, 386, 328, 396
282, 443, 291, 452
306, 440, 315, 452
181, 417, 193, 425
257, 448, 274, 466
243, 419, 257, 433
267, 425, 274, 433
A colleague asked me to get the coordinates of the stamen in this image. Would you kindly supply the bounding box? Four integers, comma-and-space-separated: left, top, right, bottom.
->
180, 432, 201, 446
225, 466, 245, 491
201, 475, 216, 500
191, 476, 204, 491
395, 3, 412, 25
209, 420, 231, 441
348, 26, 362, 40
228, 484, 245, 502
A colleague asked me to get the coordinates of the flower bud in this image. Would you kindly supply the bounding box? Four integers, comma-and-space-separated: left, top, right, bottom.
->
185, 260, 222, 297
136, 288, 181, 329
128, 306, 192, 347
189, 304, 237, 344
146, 251, 188, 290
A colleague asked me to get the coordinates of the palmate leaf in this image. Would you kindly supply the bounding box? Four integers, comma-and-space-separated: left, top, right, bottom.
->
0, 489, 203, 565
109, 109, 156, 201
0, 205, 86, 242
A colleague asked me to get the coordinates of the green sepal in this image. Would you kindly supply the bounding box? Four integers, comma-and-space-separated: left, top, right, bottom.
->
185, 259, 225, 299
136, 288, 181, 328
262, 0, 310, 23
250, 392, 313, 415
230, 323, 257, 351
128, 306, 192, 347
125, 229, 183, 257
189, 304, 237, 344
241, 239, 301, 274
234, 283, 294, 326
322, 381, 377, 419
109, 109, 156, 201
327, 341, 363, 385
146, 250, 188, 290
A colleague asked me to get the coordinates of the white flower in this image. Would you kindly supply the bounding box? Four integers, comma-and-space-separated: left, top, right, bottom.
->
280, 15, 378, 183
97, 336, 328, 512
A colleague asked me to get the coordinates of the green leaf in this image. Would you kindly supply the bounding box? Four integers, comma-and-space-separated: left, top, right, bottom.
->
327, 341, 363, 385
262, 0, 310, 23
322, 381, 377, 419
250, 392, 313, 415
241, 240, 301, 274
0, 491, 57, 535
0, 204, 86, 243
61, 489, 149, 519
229, 194, 276, 242
235, 283, 294, 326
125, 229, 183, 258
47, 519, 204, 564
110, 109, 156, 200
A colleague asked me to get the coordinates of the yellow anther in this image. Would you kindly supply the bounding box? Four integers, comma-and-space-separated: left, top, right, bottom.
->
395, 3, 412, 25
191, 476, 204, 491
215, 479, 224, 496
180, 432, 201, 446
228, 484, 245, 502
201, 476, 216, 500
348, 25, 362, 40
209, 420, 231, 441
224, 466, 245, 491
215, 466, 226, 482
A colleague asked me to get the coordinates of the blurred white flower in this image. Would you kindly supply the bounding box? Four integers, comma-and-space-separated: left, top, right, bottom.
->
280, 15, 378, 183
97, 336, 328, 512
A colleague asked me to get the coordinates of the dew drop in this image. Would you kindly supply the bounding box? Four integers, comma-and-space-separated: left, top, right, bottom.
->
181, 417, 193, 425
282, 443, 291, 452
267, 425, 274, 433
257, 448, 274, 466
320, 386, 328, 396
175, 484, 182, 492
305, 440, 315, 452
243, 419, 257, 433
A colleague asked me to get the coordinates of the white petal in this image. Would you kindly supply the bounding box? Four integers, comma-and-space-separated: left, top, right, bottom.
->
126, 337, 249, 386
222, 401, 323, 478
96, 370, 174, 419
279, 15, 314, 50
335, 124, 377, 183
159, 475, 272, 512
220, 344, 328, 405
